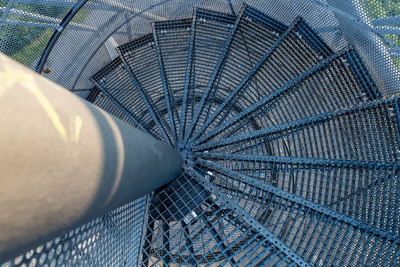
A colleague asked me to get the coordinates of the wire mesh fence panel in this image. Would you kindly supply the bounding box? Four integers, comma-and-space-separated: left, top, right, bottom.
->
246, 0, 400, 95
0, 0, 76, 68
1, 196, 148, 267
1, 0, 399, 96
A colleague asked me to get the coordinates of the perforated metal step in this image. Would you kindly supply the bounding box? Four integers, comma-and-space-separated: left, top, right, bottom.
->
183, 4, 288, 145
180, 8, 237, 142
192, 46, 381, 146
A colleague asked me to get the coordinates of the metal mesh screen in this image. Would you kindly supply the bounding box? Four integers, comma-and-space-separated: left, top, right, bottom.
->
0, 0, 398, 95
1, 196, 148, 267
0, 0, 76, 68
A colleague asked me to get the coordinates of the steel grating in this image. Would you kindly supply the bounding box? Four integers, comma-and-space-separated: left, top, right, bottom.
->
183, 4, 288, 145
192, 96, 400, 163
191, 163, 400, 266
180, 8, 237, 143
190, 46, 381, 147
91, 57, 159, 137
153, 18, 192, 145
118, 34, 176, 145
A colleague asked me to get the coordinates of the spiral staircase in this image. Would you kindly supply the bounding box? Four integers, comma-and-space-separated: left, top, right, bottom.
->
1, 1, 400, 266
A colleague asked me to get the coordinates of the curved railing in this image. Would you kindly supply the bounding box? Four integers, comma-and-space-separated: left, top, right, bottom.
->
36, 0, 89, 73
1, 0, 399, 95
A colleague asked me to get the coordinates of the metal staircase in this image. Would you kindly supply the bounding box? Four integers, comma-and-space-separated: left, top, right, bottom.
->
1, 2, 400, 267
86, 4, 399, 266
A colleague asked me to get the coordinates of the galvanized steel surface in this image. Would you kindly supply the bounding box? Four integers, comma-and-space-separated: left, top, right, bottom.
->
1, 0, 400, 266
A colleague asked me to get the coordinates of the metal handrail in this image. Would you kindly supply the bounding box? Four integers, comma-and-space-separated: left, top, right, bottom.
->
35, 0, 89, 73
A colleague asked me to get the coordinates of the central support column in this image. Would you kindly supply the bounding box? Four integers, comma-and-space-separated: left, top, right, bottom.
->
0, 53, 183, 262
